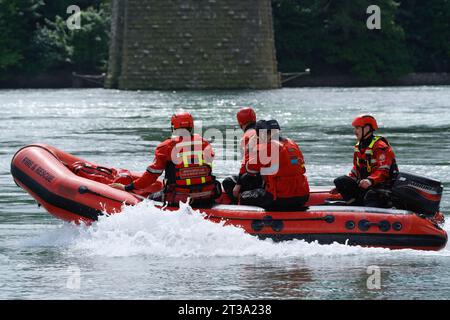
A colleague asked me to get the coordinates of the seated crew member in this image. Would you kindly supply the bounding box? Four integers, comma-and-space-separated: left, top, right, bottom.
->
332, 114, 398, 208
222, 107, 262, 203
239, 120, 310, 211
110, 111, 220, 207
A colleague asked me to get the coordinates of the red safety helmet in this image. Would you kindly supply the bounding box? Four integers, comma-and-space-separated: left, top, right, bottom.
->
237, 107, 256, 127
171, 111, 194, 130
352, 114, 378, 130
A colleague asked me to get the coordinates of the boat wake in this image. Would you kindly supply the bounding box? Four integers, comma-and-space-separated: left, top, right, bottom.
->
25, 200, 450, 258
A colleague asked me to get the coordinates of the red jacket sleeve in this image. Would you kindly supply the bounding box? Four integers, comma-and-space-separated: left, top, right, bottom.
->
367, 141, 395, 185
348, 148, 359, 180
202, 138, 214, 165
131, 140, 172, 190
239, 131, 257, 175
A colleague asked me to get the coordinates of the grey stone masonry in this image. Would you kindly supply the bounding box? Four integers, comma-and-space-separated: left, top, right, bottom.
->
106, 0, 280, 90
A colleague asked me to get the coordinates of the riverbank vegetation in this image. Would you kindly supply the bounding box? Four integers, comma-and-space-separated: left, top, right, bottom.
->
0, 0, 109, 80
0, 0, 449, 83
272, 0, 450, 81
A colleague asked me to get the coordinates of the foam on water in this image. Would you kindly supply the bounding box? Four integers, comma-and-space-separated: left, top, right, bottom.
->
20, 200, 449, 258
19, 201, 434, 258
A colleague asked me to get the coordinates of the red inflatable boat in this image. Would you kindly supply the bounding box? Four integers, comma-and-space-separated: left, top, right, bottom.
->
11, 144, 447, 251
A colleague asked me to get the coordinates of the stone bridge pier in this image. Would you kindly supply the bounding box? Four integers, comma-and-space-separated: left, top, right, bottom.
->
106, 0, 280, 90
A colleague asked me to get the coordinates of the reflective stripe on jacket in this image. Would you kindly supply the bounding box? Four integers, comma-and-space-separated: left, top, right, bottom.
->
350, 135, 398, 185
132, 134, 215, 195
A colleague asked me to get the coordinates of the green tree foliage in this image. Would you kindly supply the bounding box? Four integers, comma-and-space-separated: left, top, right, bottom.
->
39, 0, 105, 19
273, 0, 413, 80
272, 0, 325, 73
398, 0, 450, 72
30, 16, 72, 73
32, 6, 110, 73
70, 6, 110, 73
1, 0, 449, 81
0, 0, 43, 76
0, 0, 109, 78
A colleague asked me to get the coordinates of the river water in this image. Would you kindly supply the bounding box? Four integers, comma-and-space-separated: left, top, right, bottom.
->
1, 87, 450, 299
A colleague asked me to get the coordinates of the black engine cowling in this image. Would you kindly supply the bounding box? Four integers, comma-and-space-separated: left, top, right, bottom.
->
391, 172, 443, 216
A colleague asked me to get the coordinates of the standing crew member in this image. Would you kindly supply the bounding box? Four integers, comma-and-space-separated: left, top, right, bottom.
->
240, 120, 310, 211
332, 115, 398, 207
222, 107, 262, 203
111, 111, 220, 207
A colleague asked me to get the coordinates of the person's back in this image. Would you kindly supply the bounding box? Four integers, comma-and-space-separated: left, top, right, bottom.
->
240, 120, 310, 211
110, 111, 219, 207
263, 137, 310, 202
162, 133, 217, 206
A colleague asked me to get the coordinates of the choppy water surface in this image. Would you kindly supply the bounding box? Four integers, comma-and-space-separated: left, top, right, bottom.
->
1, 87, 450, 299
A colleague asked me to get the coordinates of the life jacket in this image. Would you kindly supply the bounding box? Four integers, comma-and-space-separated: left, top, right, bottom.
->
262, 138, 310, 200
164, 134, 216, 203
354, 135, 398, 181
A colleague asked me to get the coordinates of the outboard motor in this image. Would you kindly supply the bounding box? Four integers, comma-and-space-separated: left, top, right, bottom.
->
391, 172, 443, 216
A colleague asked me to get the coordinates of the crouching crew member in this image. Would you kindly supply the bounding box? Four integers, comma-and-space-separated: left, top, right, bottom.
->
110, 111, 220, 207
333, 114, 398, 208
222, 107, 262, 203
240, 120, 310, 211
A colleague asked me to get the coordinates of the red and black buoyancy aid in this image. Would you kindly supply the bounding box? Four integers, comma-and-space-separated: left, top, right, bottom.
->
265, 138, 310, 199
353, 135, 398, 183
247, 138, 310, 200
164, 135, 216, 202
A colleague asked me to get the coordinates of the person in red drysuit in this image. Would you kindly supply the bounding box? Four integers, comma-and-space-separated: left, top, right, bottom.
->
221, 107, 262, 203
332, 114, 398, 207
110, 111, 220, 207
239, 119, 310, 211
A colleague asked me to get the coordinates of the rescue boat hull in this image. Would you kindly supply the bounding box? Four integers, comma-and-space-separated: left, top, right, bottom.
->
11, 144, 448, 251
